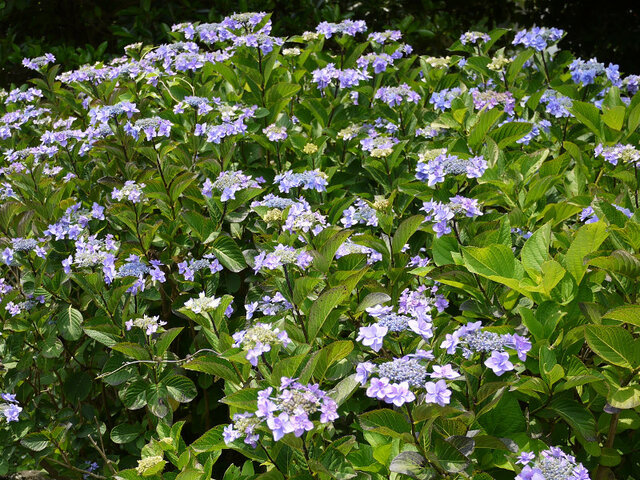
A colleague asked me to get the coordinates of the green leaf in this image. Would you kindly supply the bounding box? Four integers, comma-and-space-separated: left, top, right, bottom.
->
155, 327, 183, 356
565, 221, 608, 284
314, 341, 353, 382
432, 235, 459, 266
570, 100, 603, 136
589, 250, 640, 278
391, 215, 424, 257
20, 433, 49, 452
468, 109, 503, 150
84, 328, 118, 348
190, 426, 224, 453
110, 423, 141, 444
603, 305, 640, 326
585, 325, 638, 369
210, 235, 246, 272
356, 292, 391, 313
489, 122, 532, 148
548, 396, 597, 442
608, 385, 640, 409
162, 375, 197, 403
360, 409, 411, 438
390, 452, 435, 479
57, 305, 83, 341
182, 355, 240, 383
602, 105, 625, 131
521, 223, 551, 278
111, 342, 150, 360
462, 244, 518, 278
307, 286, 349, 341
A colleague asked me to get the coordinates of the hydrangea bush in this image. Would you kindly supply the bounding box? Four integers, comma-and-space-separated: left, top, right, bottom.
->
1, 11, 640, 480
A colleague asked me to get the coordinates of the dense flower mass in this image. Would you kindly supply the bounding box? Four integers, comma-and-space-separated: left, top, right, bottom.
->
416, 152, 487, 186
224, 378, 338, 445
515, 448, 591, 480
232, 322, 291, 366
2, 9, 639, 480
201, 170, 263, 201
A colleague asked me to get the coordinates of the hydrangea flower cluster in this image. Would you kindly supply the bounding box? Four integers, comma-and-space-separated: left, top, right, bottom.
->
594, 143, 640, 166
245, 292, 293, 319
250, 194, 297, 210
316, 19, 367, 38
4, 87, 44, 104
460, 31, 490, 45
429, 87, 463, 111
0, 394, 22, 423
62, 234, 118, 277
341, 198, 378, 228
274, 170, 328, 193
5, 295, 46, 316
113, 255, 165, 293
515, 447, 591, 480
263, 124, 288, 141
88, 102, 139, 125
367, 30, 402, 44
421, 196, 483, 237
512, 27, 564, 51
282, 200, 327, 235
539, 90, 573, 118
356, 356, 456, 407
201, 170, 263, 201
373, 84, 420, 107
311, 64, 371, 89
125, 315, 168, 335
416, 152, 487, 186
193, 103, 256, 143
184, 292, 222, 314
471, 89, 515, 114
44, 202, 105, 240
357, 286, 448, 351
124, 116, 172, 140
173, 96, 214, 115
2, 237, 47, 263
177, 255, 223, 281
360, 130, 399, 158
440, 321, 531, 375
22, 53, 56, 70
232, 323, 291, 366
223, 378, 338, 446
335, 240, 382, 265
460, 32, 491, 45
568, 58, 605, 85
112, 181, 146, 203
253, 244, 313, 273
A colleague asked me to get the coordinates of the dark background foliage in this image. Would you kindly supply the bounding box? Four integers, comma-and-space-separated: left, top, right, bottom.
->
1, 0, 638, 88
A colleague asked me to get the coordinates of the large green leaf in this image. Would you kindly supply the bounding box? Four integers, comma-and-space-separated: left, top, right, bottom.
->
548, 396, 597, 442
603, 305, 640, 326
57, 305, 83, 341
210, 235, 246, 272
110, 423, 141, 444
565, 221, 608, 284
307, 286, 348, 341
585, 325, 639, 369
391, 215, 424, 257
162, 375, 197, 403
521, 223, 551, 278
360, 409, 411, 439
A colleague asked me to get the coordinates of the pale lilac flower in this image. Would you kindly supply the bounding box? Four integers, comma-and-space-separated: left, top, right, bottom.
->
484, 351, 514, 376
356, 324, 388, 352
424, 379, 451, 406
